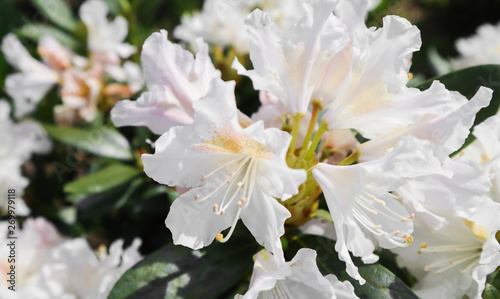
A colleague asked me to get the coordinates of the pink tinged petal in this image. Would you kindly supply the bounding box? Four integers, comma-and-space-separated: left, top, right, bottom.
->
111, 91, 193, 135
1, 34, 59, 118
38, 35, 73, 71
141, 30, 220, 114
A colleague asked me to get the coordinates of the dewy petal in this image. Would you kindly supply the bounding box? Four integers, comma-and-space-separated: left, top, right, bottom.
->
234, 0, 349, 114
1, 34, 59, 118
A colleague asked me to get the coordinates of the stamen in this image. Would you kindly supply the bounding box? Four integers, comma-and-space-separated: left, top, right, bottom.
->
216, 207, 243, 243
200, 156, 246, 181
219, 159, 254, 212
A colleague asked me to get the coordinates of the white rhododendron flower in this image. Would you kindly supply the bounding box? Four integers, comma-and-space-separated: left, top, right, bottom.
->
111, 30, 221, 134
237, 248, 357, 299
453, 21, 500, 69
44, 238, 142, 299
59, 68, 102, 123
1, 34, 60, 118
359, 85, 492, 162
233, 0, 350, 114
174, 0, 303, 54
456, 115, 500, 203
0, 101, 51, 215
313, 136, 445, 283
0, 218, 63, 298
142, 79, 306, 257
319, 10, 423, 139
79, 0, 136, 73
0, 217, 142, 299
393, 201, 500, 299
396, 158, 492, 231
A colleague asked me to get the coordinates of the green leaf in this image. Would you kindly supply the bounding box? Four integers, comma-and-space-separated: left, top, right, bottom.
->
16, 24, 80, 48
29, 0, 78, 32
483, 284, 500, 299
103, 0, 123, 15
43, 124, 133, 160
416, 65, 500, 152
287, 234, 418, 299
108, 238, 257, 299
64, 164, 141, 195
486, 268, 500, 292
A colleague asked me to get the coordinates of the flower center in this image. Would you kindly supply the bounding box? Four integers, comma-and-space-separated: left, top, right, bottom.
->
195, 123, 274, 159
193, 155, 260, 243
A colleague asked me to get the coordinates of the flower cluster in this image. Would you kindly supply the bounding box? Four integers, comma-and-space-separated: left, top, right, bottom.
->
108, 0, 500, 297
2, 0, 500, 297
0, 218, 142, 299
1, 0, 143, 124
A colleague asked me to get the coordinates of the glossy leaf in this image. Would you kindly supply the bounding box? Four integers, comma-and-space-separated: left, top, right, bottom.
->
64, 164, 141, 195
483, 284, 500, 299
29, 0, 78, 32
16, 24, 80, 48
108, 238, 257, 299
43, 124, 133, 160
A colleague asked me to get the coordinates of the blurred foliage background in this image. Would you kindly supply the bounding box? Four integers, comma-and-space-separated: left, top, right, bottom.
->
1, 0, 500, 258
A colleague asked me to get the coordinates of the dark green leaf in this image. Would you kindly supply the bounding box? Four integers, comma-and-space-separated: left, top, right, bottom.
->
43, 124, 134, 160
103, 0, 123, 15
416, 65, 500, 152
29, 0, 78, 32
483, 284, 500, 299
64, 164, 140, 195
486, 268, 500, 292
16, 24, 80, 48
108, 238, 257, 299
287, 234, 418, 299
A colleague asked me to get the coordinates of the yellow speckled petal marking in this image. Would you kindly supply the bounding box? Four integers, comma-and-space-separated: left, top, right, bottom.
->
193, 122, 274, 160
